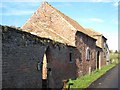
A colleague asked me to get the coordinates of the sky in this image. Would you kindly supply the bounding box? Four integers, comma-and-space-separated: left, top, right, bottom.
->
0, 0, 119, 51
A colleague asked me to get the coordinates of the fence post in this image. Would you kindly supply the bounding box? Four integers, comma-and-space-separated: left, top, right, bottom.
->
62, 80, 67, 90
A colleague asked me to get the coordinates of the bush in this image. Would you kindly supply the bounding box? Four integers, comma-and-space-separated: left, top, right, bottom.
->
110, 53, 120, 64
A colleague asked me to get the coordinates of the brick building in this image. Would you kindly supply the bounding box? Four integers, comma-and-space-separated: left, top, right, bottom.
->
85, 28, 110, 69
2, 2, 109, 88
21, 2, 97, 87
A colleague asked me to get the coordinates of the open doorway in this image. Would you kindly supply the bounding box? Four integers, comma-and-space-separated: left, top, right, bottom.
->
41, 47, 53, 88
96, 51, 100, 69
42, 47, 50, 88
42, 52, 48, 88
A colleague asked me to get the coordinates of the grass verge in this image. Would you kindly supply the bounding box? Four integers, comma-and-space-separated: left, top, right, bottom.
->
66, 63, 118, 89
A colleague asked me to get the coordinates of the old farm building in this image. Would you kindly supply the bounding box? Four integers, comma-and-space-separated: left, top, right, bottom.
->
2, 2, 109, 88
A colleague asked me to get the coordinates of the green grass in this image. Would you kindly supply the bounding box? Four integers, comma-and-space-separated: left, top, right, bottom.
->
66, 63, 117, 89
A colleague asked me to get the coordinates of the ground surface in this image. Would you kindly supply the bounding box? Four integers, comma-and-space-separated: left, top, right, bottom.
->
88, 64, 120, 89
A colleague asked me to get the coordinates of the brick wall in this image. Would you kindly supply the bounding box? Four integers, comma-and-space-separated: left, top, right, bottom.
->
2, 26, 46, 88
2, 25, 102, 88
2, 26, 79, 88
75, 31, 96, 76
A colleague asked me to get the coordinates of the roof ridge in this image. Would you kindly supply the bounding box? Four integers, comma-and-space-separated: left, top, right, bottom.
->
46, 3, 97, 40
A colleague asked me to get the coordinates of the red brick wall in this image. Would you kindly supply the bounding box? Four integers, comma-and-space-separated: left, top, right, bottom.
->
75, 31, 96, 76
47, 46, 79, 88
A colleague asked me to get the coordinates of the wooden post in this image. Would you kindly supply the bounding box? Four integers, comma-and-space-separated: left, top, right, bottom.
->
62, 80, 67, 90
89, 66, 91, 75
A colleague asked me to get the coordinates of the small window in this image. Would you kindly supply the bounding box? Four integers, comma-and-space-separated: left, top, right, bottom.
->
86, 47, 90, 60
69, 52, 72, 62
104, 42, 106, 48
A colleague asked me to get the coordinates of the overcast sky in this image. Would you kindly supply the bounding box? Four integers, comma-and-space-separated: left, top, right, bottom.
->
0, 0, 119, 51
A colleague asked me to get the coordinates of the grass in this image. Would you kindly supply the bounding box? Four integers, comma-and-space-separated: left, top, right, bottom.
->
66, 63, 117, 89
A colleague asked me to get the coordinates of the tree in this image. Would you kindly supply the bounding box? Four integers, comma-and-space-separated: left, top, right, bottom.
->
109, 50, 113, 53
115, 50, 118, 53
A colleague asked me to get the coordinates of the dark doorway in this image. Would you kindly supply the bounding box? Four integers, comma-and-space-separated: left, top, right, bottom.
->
97, 51, 100, 69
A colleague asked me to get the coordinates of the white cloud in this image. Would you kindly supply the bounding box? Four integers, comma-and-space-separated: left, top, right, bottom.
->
113, 2, 120, 7
1, 2, 40, 16
1, 10, 34, 16
88, 18, 104, 23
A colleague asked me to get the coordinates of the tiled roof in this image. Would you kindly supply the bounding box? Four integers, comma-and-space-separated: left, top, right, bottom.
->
85, 28, 108, 48
48, 3, 97, 40
85, 28, 102, 36
22, 2, 97, 46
